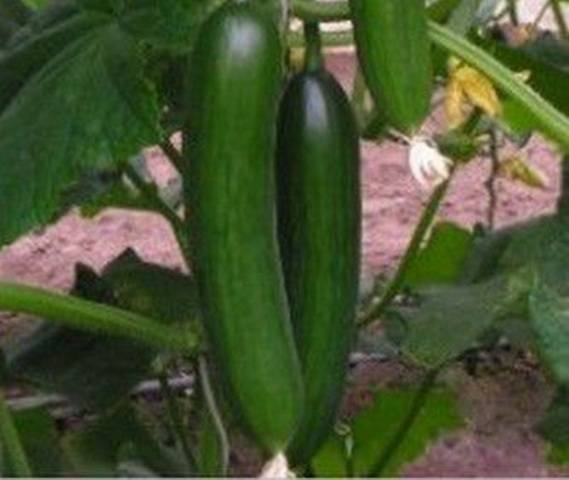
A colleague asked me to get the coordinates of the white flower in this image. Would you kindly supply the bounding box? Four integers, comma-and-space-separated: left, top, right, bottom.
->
408, 136, 453, 188
259, 453, 296, 479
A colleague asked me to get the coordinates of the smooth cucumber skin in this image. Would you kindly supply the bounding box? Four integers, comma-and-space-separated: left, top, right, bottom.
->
277, 68, 361, 465
350, 0, 433, 134
184, 1, 303, 453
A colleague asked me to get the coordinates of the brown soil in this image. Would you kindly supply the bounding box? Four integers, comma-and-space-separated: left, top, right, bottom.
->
1, 51, 567, 477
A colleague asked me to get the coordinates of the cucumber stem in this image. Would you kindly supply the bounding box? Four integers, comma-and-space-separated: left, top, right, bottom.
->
0, 391, 33, 477
303, 22, 323, 71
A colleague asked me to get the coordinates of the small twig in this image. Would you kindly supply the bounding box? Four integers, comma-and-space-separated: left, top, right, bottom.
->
159, 373, 197, 471
506, 0, 519, 26
550, 0, 569, 40
160, 139, 185, 175
198, 356, 229, 475
532, 1, 551, 30
367, 369, 439, 477
0, 391, 33, 477
358, 176, 453, 327
485, 128, 500, 230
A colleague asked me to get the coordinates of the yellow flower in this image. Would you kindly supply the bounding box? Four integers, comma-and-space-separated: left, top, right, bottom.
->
445, 60, 502, 128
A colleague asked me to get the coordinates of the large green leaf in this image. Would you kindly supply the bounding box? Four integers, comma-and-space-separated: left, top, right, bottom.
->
0, 16, 19, 46
522, 34, 569, 72
0, 9, 160, 247
398, 277, 507, 368
529, 282, 569, 386
63, 402, 187, 476
402, 221, 474, 289
77, 0, 226, 52
463, 213, 569, 296
3, 250, 199, 410
312, 387, 463, 477
0, 0, 32, 25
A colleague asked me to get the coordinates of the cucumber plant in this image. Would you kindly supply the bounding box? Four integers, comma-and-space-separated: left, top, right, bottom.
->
0, 0, 568, 477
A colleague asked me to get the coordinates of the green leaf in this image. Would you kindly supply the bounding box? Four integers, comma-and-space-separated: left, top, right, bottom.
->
63, 402, 187, 476
1, 406, 62, 476
0, 13, 161, 247
102, 249, 199, 327
0, 12, 93, 112
529, 282, 569, 386
68, 158, 183, 218
4, 251, 199, 410
0, 0, 32, 25
522, 34, 569, 72
0, 16, 19, 46
402, 222, 474, 289
538, 387, 569, 465
21, 0, 48, 8
398, 277, 507, 368
312, 387, 463, 477
78, 0, 226, 52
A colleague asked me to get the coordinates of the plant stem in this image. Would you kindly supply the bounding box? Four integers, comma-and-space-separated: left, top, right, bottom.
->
0, 282, 195, 352
358, 177, 452, 327
123, 165, 191, 267
506, 0, 519, 26
485, 128, 500, 230
159, 373, 197, 471
160, 139, 185, 174
0, 391, 33, 477
124, 165, 184, 234
367, 370, 439, 477
198, 356, 229, 476
550, 0, 569, 40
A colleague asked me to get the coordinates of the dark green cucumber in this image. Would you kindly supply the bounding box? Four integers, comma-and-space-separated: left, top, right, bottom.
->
278, 27, 361, 465
183, 0, 303, 453
350, 0, 434, 134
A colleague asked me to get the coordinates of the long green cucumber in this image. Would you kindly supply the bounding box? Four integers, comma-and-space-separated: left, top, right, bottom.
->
278, 25, 361, 466
350, 0, 434, 134
183, 0, 303, 454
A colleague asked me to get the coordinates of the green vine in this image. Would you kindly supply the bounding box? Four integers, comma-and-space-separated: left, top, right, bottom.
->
0, 282, 197, 352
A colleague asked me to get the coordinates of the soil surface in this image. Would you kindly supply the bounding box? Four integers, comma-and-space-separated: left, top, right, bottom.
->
1, 49, 568, 476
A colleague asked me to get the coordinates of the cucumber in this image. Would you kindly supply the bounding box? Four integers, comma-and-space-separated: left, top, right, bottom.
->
350, 0, 434, 134
183, 0, 303, 453
277, 25, 361, 465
